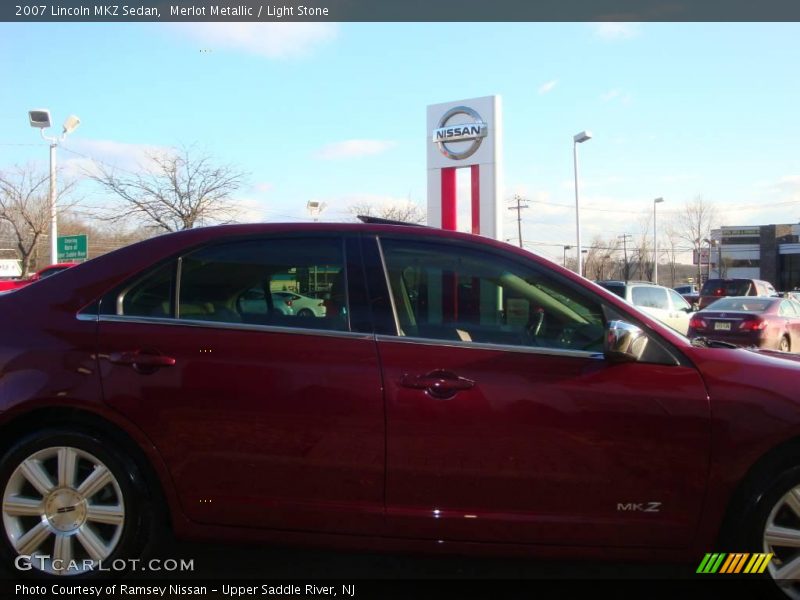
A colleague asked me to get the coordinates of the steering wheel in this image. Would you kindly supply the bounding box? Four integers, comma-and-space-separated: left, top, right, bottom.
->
525, 309, 546, 344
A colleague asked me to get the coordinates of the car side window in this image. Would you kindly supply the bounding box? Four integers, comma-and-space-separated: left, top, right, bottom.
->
632, 286, 669, 310
101, 237, 348, 332
779, 300, 798, 317
102, 261, 177, 318
379, 238, 605, 352
668, 288, 691, 311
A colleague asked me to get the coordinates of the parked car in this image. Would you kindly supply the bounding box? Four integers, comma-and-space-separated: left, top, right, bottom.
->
698, 277, 777, 309
235, 289, 319, 316
272, 291, 327, 317
5, 222, 800, 597
0, 262, 78, 292
595, 280, 694, 334
687, 296, 800, 352
673, 284, 698, 295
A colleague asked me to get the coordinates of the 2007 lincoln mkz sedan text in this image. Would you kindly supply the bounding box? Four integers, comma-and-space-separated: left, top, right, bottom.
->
2, 222, 800, 596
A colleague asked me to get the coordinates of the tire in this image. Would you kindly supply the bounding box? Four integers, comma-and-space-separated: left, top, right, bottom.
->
0, 428, 154, 578
745, 466, 800, 598
780, 337, 791, 353
297, 308, 314, 317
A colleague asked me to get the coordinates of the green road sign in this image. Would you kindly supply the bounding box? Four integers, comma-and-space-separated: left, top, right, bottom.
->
57, 234, 88, 261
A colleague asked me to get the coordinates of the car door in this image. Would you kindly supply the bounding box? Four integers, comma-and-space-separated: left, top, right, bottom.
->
371, 235, 710, 549
94, 235, 385, 534
631, 286, 673, 329
667, 288, 693, 335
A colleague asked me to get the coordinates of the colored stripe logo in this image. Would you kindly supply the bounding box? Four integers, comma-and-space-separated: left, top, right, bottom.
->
697, 553, 773, 574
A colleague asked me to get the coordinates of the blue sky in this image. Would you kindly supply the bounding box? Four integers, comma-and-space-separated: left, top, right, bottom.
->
1, 22, 799, 261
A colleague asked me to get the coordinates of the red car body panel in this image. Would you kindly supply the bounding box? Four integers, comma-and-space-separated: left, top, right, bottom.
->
1, 224, 800, 564
379, 339, 710, 548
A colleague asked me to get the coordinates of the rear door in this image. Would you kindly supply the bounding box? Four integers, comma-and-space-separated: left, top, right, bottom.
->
95, 235, 385, 534
370, 236, 710, 549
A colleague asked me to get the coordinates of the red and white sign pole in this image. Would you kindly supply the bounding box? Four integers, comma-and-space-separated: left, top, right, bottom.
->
427, 96, 503, 240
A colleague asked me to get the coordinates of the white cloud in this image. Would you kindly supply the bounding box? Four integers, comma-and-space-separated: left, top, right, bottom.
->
61, 138, 168, 178
538, 80, 558, 95
171, 23, 338, 59
600, 89, 633, 104
313, 140, 396, 160
254, 182, 274, 194
591, 22, 642, 41
601, 89, 621, 102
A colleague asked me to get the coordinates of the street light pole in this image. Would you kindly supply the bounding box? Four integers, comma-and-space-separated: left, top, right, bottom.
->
28, 110, 80, 265
563, 245, 572, 268
653, 197, 664, 284
573, 131, 592, 277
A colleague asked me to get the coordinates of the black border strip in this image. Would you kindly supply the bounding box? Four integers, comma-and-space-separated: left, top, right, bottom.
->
3, 0, 800, 23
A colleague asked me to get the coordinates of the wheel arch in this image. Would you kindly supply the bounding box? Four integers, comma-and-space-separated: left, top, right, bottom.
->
717, 434, 800, 548
0, 405, 175, 533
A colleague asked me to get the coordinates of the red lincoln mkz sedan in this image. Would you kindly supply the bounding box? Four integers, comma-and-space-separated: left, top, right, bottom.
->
2, 222, 800, 595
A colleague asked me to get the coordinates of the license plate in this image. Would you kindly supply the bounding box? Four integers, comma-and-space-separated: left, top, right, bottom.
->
714, 322, 731, 331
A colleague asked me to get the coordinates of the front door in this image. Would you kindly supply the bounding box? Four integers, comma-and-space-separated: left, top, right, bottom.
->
375, 236, 710, 548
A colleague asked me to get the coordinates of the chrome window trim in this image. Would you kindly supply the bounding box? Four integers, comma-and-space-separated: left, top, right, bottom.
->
94, 314, 373, 341
375, 236, 402, 336
375, 334, 604, 360
174, 256, 183, 319
76, 313, 98, 322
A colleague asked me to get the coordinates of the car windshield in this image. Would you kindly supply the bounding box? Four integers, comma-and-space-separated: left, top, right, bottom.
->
701, 279, 753, 296
704, 297, 774, 312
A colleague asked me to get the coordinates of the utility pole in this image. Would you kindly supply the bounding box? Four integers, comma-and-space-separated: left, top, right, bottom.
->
618, 234, 633, 283
508, 195, 529, 248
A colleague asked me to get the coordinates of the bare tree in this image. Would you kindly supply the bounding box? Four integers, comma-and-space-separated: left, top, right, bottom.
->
631, 213, 654, 282
0, 165, 76, 276
88, 146, 247, 232
348, 200, 426, 224
583, 236, 619, 281
676, 196, 718, 285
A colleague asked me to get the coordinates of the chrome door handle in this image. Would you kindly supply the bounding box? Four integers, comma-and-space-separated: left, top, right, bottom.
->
400, 370, 475, 399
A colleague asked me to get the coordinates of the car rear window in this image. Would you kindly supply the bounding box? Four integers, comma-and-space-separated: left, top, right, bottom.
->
598, 283, 625, 298
701, 279, 753, 296
704, 297, 774, 312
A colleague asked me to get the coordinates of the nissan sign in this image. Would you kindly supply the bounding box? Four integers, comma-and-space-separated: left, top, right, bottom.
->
432, 106, 488, 160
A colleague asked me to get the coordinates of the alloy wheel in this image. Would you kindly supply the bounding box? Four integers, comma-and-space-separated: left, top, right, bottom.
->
2, 446, 125, 576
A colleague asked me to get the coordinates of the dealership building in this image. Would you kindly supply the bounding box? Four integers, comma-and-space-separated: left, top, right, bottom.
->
708, 224, 800, 290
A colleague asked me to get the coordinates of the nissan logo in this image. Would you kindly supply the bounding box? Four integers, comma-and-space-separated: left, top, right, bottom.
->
432, 106, 488, 160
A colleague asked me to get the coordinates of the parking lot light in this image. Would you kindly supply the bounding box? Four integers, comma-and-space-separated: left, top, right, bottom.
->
28, 110, 81, 265
573, 130, 592, 276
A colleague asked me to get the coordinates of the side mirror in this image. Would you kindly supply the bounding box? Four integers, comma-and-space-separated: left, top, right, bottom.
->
604, 320, 648, 363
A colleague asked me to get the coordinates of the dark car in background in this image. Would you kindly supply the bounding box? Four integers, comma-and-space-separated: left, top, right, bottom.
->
5, 223, 800, 597
698, 278, 777, 309
688, 296, 800, 352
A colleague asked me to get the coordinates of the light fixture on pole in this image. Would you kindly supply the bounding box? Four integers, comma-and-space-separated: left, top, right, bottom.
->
306, 200, 327, 222
573, 130, 592, 277
28, 109, 81, 265
653, 197, 664, 284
